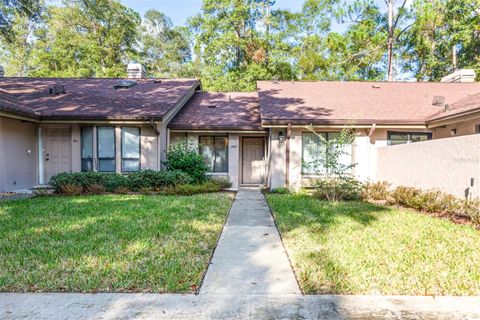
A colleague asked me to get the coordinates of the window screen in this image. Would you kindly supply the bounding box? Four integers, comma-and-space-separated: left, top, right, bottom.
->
122, 127, 140, 172
97, 127, 115, 172
81, 127, 93, 172
199, 136, 228, 172
302, 132, 352, 175
387, 132, 432, 145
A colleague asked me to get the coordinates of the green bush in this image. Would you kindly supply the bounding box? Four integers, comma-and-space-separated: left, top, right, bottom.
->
313, 177, 364, 201
210, 176, 232, 189
49, 170, 191, 194
164, 143, 208, 183
50, 172, 127, 192
462, 199, 480, 225
59, 184, 83, 196
163, 181, 221, 196
363, 181, 390, 200
270, 187, 290, 194
127, 170, 190, 191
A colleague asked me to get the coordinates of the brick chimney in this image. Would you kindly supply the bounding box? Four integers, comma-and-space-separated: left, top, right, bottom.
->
127, 63, 146, 79
441, 69, 476, 83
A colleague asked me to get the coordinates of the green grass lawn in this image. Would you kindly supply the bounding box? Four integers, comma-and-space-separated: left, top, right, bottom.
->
0, 193, 233, 293
266, 194, 480, 296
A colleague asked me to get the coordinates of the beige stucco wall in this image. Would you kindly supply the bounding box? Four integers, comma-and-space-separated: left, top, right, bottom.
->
0, 117, 37, 191
433, 118, 480, 139
377, 134, 480, 198
141, 125, 158, 170
269, 127, 391, 190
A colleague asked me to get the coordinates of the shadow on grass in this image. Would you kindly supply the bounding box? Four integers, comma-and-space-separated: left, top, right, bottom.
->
268, 194, 389, 233
0, 194, 233, 293
267, 194, 392, 294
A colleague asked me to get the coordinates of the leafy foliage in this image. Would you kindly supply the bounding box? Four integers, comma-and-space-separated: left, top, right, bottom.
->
49, 170, 190, 194
313, 176, 364, 201
1, 0, 480, 86
164, 142, 209, 184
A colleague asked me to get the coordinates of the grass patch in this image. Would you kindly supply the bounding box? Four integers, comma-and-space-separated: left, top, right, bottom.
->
266, 193, 480, 295
0, 193, 234, 293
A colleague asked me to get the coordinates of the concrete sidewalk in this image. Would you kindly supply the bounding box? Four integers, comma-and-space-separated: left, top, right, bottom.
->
200, 188, 300, 294
1, 293, 479, 319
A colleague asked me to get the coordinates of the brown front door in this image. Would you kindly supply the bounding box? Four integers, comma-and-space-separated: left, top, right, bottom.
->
45, 128, 72, 181
242, 138, 265, 184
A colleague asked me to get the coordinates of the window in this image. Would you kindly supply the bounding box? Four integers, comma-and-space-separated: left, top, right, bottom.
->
387, 132, 432, 145
97, 127, 116, 172
170, 132, 188, 146
121, 127, 140, 172
199, 136, 228, 172
81, 127, 94, 172
302, 132, 352, 175
476, 124, 480, 134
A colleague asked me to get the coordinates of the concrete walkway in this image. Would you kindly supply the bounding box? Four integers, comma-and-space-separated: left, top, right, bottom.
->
201, 188, 300, 295
1, 188, 480, 319
2, 293, 479, 319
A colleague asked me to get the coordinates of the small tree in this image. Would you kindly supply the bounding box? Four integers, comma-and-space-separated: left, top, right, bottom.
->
303, 125, 360, 201
164, 140, 209, 184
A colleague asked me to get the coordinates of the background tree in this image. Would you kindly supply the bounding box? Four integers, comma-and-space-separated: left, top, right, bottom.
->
1, 0, 480, 87
139, 9, 191, 78
29, 0, 140, 77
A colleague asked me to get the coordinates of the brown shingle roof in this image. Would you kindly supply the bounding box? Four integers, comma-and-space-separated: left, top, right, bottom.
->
257, 81, 480, 125
427, 92, 480, 122
0, 89, 39, 118
168, 92, 263, 131
0, 77, 199, 120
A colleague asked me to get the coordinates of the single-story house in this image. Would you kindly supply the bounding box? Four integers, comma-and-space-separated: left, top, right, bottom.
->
1, 66, 480, 192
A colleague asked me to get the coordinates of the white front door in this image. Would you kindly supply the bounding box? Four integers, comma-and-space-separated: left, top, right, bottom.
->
45, 128, 72, 181
242, 138, 265, 184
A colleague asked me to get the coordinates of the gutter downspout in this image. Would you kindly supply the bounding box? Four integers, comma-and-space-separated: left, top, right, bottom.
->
266, 128, 272, 189
285, 123, 292, 188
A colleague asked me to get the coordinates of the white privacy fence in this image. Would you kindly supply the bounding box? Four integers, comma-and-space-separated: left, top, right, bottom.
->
376, 134, 480, 199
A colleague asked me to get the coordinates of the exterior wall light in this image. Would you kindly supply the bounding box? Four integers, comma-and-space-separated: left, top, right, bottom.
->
278, 130, 285, 143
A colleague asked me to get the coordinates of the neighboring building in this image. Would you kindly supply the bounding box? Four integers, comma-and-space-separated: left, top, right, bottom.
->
1, 66, 480, 193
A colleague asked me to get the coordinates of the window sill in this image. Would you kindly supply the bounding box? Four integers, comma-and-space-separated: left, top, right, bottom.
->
206, 172, 228, 176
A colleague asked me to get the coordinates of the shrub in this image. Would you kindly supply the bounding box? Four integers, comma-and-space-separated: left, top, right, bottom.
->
391, 186, 422, 208
139, 187, 154, 195
313, 177, 364, 201
113, 186, 130, 194
127, 170, 190, 191
102, 174, 128, 192
270, 187, 290, 194
164, 143, 208, 183
49, 172, 127, 193
364, 181, 390, 200
210, 176, 232, 189
163, 181, 221, 196
59, 184, 83, 196
462, 199, 480, 225
85, 184, 106, 195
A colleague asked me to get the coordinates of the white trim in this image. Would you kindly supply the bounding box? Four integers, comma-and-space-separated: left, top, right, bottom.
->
263, 124, 427, 129
37, 127, 45, 185
169, 129, 268, 134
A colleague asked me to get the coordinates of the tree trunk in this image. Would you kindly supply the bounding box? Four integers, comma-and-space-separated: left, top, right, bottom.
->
387, 0, 394, 82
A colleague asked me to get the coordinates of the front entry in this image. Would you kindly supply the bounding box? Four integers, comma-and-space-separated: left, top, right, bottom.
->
45, 128, 72, 181
242, 137, 265, 184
